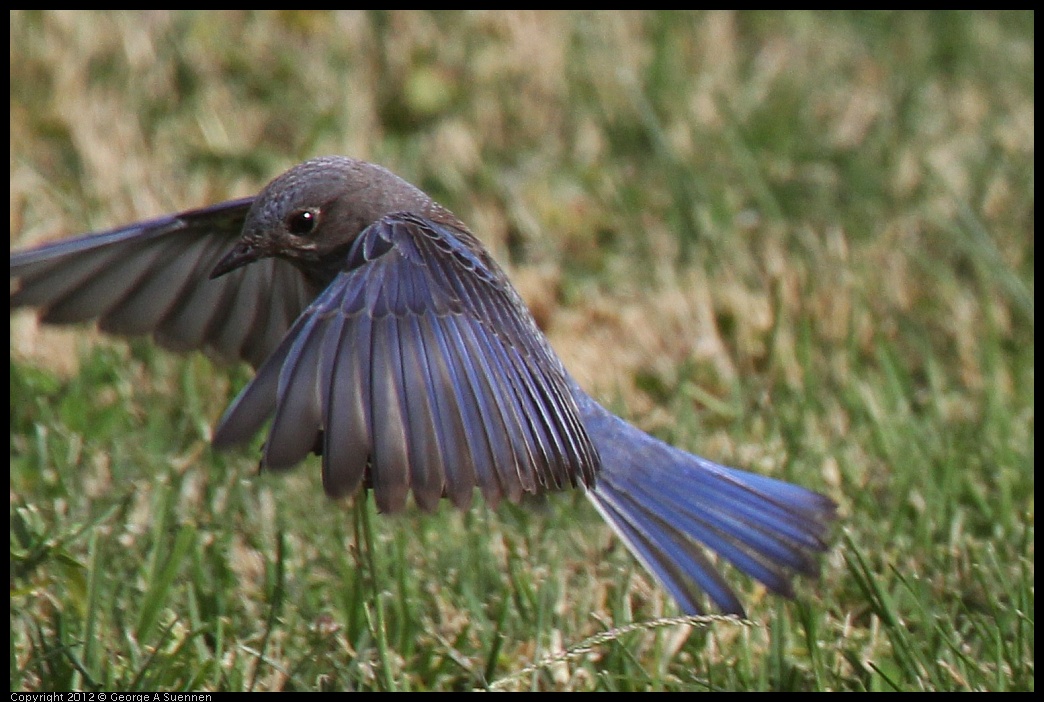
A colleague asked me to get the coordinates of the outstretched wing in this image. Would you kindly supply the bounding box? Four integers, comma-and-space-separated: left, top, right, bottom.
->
11, 198, 317, 367
214, 212, 600, 512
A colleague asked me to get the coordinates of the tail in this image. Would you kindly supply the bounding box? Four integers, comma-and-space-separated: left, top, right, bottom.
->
577, 391, 836, 616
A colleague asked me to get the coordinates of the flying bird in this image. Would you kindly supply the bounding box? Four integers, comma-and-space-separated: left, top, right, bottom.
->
10, 156, 836, 616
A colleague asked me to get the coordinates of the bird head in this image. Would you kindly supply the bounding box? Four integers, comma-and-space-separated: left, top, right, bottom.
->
211, 155, 440, 279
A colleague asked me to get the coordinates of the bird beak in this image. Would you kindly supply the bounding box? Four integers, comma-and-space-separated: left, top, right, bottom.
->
211, 240, 263, 279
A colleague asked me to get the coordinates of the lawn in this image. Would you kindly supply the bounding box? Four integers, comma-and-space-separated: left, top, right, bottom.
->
10, 10, 1034, 691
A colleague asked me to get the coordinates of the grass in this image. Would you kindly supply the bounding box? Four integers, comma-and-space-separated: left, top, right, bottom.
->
10, 10, 1034, 691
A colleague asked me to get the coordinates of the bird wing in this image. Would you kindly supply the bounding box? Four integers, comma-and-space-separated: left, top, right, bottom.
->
213, 212, 600, 513
10, 198, 317, 368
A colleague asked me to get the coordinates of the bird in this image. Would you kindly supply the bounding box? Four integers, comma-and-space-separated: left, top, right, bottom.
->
10, 155, 836, 616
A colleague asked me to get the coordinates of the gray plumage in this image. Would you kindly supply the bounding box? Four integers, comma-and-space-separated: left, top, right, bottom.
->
10, 156, 836, 615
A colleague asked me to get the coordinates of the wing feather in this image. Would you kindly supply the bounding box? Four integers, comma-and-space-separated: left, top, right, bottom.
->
214, 212, 599, 511
11, 198, 318, 367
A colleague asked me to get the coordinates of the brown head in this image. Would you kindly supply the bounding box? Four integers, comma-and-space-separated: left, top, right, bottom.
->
210, 156, 459, 281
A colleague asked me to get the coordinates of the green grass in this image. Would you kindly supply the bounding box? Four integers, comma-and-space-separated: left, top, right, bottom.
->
10, 10, 1033, 691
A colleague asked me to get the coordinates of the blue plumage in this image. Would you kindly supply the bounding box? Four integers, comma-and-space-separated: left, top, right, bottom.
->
11, 156, 836, 616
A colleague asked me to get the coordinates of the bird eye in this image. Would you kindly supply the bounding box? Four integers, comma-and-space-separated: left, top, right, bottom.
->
286, 209, 318, 236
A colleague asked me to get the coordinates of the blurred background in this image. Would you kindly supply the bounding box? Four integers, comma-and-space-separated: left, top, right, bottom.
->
10, 11, 1033, 691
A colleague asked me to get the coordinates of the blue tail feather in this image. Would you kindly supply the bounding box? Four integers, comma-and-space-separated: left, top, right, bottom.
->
577, 391, 836, 616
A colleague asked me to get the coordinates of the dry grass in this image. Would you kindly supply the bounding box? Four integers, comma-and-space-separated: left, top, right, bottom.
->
11, 11, 1034, 691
